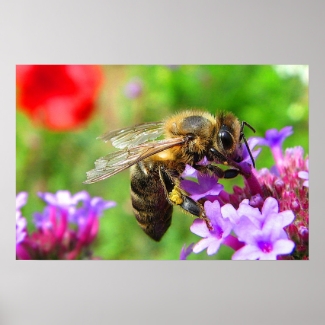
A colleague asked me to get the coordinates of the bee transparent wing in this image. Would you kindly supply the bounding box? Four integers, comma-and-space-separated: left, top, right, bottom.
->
98, 121, 165, 149
84, 137, 185, 184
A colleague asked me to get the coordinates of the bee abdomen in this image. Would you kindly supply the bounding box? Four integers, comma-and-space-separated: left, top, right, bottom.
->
130, 162, 173, 241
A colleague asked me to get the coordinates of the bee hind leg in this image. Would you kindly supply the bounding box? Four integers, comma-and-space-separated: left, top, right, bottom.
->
159, 165, 213, 231
180, 195, 213, 231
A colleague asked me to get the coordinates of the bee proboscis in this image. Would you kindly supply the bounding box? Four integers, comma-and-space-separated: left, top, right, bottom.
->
84, 110, 255, 241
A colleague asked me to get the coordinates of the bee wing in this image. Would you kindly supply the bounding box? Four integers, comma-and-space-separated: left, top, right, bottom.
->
98, 121, 165, 149
84, 137, 185, 184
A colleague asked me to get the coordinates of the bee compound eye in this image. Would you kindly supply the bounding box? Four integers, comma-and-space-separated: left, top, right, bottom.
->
218, 130, 233, 150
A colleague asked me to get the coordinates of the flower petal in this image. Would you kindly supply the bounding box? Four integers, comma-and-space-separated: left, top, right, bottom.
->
276, 210, 295, 228
232, 245, 261, 260
193, 237, 215, 253
204, 201, 222, 226
16, 192, 28, 210
181, 165, 199, 178
72, 190, 91, 204
206, 240, 222, 255
237, 200, 263, 228
180, 243, 195, 260
233, 216, 261, 244
221, 204, 240, 224
190, 219, 210, 237
261, 197, 279, 218
273, 239, 295, 256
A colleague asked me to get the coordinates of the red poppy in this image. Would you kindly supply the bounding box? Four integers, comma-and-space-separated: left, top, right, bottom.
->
16, 65, 103, 131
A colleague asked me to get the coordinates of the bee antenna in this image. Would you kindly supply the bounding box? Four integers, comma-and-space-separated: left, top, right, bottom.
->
241, 121, 256, 134
240, 121, 256, 168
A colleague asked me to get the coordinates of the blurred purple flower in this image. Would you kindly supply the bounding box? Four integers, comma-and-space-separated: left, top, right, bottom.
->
124, 78, 143, 99
253, 126, 293, 171
254, 126, 293, 149
190, 201, 233, 255
38, 190, 89, 217
16, 192, 31, 259
16, 192, 28, 244
34, 205, 57, 230
17, 190, 116, 260
180, 243, 195, 260
71, 196, 116, 245
16, 216, 27, 244
33, 204, 69, 246
16, 191, 28, 211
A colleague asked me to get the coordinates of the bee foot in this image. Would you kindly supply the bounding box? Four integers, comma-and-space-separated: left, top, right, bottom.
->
203, 217, 213, 232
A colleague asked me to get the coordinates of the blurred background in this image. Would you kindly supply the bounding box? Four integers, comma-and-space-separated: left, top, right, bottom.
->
16, 65, 309, 260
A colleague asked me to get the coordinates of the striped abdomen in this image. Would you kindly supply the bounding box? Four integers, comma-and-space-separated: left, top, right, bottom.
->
130, 160, 173, 241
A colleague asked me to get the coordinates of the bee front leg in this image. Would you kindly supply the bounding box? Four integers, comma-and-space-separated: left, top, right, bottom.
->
158, 165, 213, 231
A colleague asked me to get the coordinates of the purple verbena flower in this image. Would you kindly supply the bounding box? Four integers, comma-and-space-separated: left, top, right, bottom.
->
16, 192, 32, 259
72, 196, 116, 245
16, 191, 28, 211
17, 190, 116, 260
253, 126, 293, 172
16, 192, 28, 245
181, 164, 199, 179
16, 215, 27, 244
190, 201, 233, 256
32, 204, 70, 256
180, 243, 195, 260
181, 126, 308, 260
181, 157, 210, 179
181, 171, 223, 201
254, 126, 293, 149
232, 197, 295, 260
255, 145, 309, 259
38, 190, 89, 216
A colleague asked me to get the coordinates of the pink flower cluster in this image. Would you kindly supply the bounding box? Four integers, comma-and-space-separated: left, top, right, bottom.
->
16, 190, 115, 260
180, 127, 309, 260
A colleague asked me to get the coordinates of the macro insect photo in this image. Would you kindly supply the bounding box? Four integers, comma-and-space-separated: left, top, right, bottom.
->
16, 65, 309, 260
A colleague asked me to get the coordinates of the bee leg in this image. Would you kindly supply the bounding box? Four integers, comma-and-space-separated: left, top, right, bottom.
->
223, 169, 240, 179
194, 164, 240, 179
181, 196, 213, 231
159, 166, 213, 231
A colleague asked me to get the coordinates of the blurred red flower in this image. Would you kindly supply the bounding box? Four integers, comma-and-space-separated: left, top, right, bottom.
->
16, 65, 103, 131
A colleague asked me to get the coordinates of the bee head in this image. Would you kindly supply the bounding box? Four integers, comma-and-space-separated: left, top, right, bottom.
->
215, 112, 241, 158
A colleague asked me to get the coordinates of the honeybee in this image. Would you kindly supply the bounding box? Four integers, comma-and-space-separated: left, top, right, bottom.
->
84, 110, 255, 241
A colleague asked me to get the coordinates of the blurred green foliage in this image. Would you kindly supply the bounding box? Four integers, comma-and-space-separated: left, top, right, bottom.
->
16, 65, 309, 260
